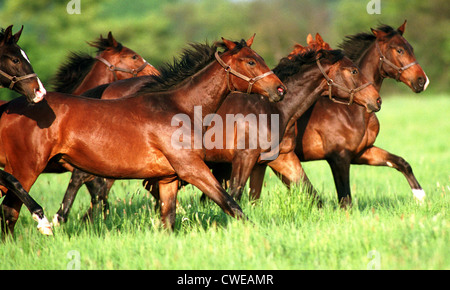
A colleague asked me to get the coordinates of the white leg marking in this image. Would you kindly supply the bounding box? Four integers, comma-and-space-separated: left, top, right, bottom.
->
32, 213, 53, 235
412, 189, 426, 204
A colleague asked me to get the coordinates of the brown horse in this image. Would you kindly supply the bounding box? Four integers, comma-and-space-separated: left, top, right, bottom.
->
0, 25, 51, 236
192, 36, 381, 204
0, 31, 158, 232
249, 22, 429, 207
0, 36, 286, 234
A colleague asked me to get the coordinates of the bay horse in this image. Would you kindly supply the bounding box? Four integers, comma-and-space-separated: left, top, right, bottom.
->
249, 21, 429, 207
0, 25, 50, 236
193, 36, 382, 205
0, 31, 158, 233
0, 36, 286, 234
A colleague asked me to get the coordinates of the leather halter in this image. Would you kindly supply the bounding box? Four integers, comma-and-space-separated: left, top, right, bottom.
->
214, 51, 274, 94
316, 58, 372, 106
95, 56, 150, 81
375, 41, 418, 81
0, 68, 37, 90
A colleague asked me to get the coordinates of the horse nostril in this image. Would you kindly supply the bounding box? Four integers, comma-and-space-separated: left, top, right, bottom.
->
377, 97, 382, 106
277, 86, 286, 96
417, 76, 425, 87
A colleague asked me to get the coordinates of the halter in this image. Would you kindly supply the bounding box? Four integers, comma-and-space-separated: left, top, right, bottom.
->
375, 41, 418, 82
316, 58, 373, 106
95, 56, 150, 81
0, 68, 37, 90
214, 51, 274, 94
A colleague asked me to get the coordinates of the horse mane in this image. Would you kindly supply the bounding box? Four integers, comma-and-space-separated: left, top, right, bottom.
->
338, 24, 398, 63
138, 40, 247, 94
50, 35, 124, 93
50, 52, 96, 93
273, 48, 345, 82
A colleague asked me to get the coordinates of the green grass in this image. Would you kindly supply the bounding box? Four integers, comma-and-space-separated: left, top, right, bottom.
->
0, 95, 449, 270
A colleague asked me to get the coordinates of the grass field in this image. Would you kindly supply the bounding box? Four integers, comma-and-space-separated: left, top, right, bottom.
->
0, 95, 449, 270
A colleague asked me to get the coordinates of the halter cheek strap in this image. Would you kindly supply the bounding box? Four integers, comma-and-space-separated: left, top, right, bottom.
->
215, 51, 274, 94
95, 56, 150, 81
376, 41, 418, 82
316, 58, 372, 106
0, 69, 37, 90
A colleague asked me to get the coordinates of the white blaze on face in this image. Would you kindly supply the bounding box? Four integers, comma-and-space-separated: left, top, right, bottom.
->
423, 74, 430, 91
20, 49, 31, 64
33, 77, 47, 103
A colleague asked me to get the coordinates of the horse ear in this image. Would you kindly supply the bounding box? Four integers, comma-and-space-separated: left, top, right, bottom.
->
246, 33, 256, 47
397, 20, 407, 35
315, 33, 324, 45
1, 25, 13, 45
306, 34, 314, 45
221, 37, 237, 50
13, 25, 23, 44
107, 32, 119, 48
371, 28, 388, 39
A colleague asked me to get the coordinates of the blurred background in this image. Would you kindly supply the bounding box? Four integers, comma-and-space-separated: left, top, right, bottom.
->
0, 0, 448, 100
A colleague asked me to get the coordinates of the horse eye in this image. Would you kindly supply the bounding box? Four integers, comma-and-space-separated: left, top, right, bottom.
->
397, 48, 404, 54
351, 69, 358, 75
247, 60, 256, 66
131, 55, 138, 60
12, 59, 20, 64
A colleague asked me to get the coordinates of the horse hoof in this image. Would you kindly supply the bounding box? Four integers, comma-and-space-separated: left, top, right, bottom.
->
52, 214, 61, 227
32, 214, 53, 236
412, 189, 426, 205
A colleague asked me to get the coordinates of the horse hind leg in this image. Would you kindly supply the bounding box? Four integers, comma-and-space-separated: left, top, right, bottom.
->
353, 146, 425, 203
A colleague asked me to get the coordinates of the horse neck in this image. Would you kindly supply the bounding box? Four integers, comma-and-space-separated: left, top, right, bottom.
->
71, 61, 114, 95
357, 42, 384, 92
171, 61, 230, 119
275, 66, 325, 132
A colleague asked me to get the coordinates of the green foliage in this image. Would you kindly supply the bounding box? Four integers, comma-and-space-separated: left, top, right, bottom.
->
0, 0, 447, 100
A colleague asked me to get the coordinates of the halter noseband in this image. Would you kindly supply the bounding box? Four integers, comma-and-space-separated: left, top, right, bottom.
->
95, 56, 150, 81
375, 41, 418, 82
0, 69, 37, 90
214, 51, 274, 94
316, 58, 372, 106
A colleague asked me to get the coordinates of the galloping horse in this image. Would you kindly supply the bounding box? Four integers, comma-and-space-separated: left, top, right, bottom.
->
193, 35, 381, 204
0, 31, 158, 233
0, 25, 50, 236
49, 32, 159, 225
249, 21, 429, 207
0, 36, 286, 234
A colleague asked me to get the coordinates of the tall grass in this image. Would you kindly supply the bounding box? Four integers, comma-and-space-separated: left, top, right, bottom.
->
0, 95, 448, 270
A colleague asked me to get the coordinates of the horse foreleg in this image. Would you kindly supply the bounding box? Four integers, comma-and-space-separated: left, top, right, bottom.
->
268, 152, 322, 206
248, 164, 267, 201
228, 153, 259, 201
327, 153, 352, 208
0, 169, 52, 236
353, 145, 425, 203
53, 168, 94, 226
83, 177, 114, 222
158, 179, 179, 230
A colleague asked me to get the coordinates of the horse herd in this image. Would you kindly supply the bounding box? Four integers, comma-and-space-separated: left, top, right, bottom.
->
0, 20, 428, 237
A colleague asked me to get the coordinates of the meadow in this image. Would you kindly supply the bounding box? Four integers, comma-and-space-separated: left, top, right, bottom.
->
0, 95, 448, 270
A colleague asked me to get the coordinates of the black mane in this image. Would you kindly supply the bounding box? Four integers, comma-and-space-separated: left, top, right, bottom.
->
51, 36, 124, 93
273, 48, 345, 82
138, 40, 247, 94
338, 24, 398, 63
51, 52, 96, 93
